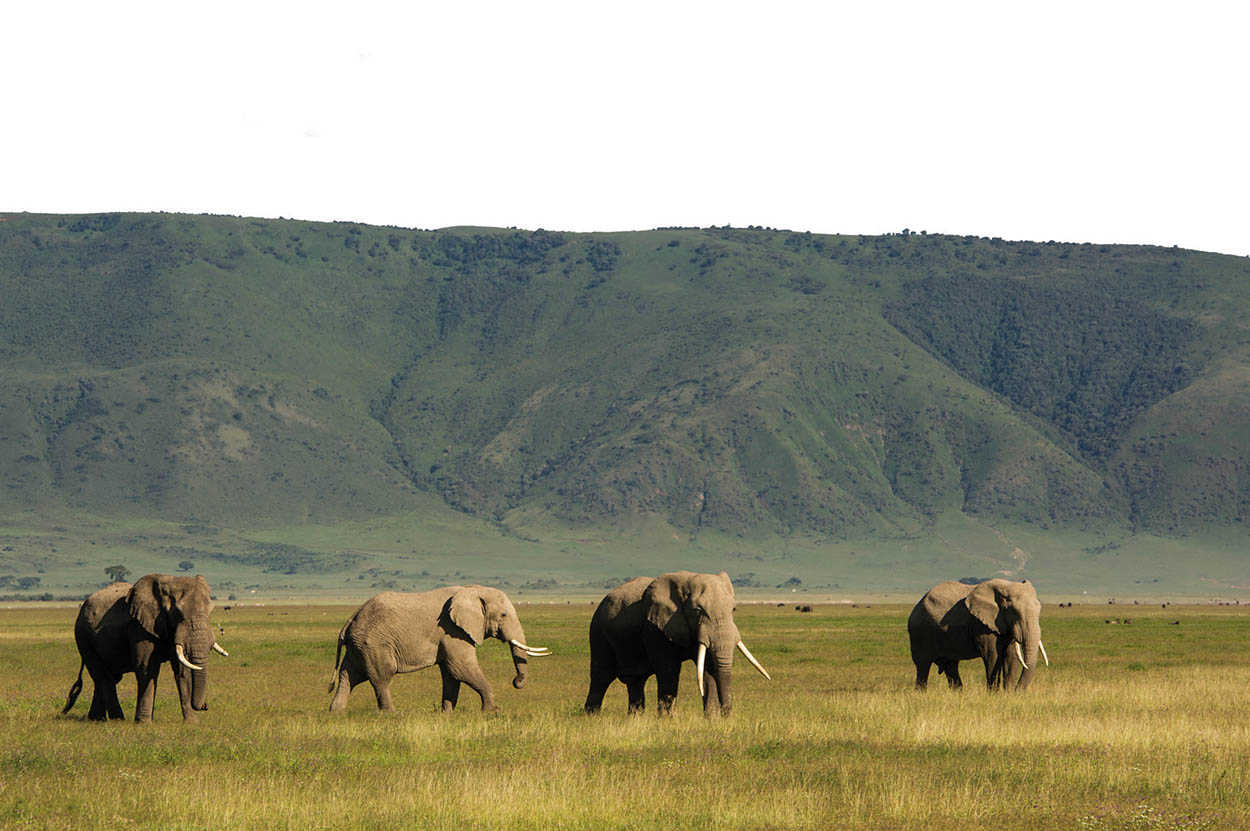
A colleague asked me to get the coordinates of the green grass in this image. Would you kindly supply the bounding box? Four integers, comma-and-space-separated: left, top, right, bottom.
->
3, 602, 1248, 829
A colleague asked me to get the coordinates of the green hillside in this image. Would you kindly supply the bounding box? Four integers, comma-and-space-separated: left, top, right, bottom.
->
2, 214, 1248, 597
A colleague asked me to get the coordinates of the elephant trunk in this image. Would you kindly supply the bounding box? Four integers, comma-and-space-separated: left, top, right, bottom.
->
710, 644, 734, 714
183, 622, 214, 711
506, 625, 531, 690
1015, 621, 1041, 691
191, 667, 208, 710
697, 620, 738, 715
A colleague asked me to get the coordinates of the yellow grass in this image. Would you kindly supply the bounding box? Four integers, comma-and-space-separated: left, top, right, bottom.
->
1, 602, 1247, 829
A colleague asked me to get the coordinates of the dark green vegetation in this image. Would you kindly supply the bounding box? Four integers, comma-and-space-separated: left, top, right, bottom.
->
1, 214, 1249, 594
3, 603, 1248, 829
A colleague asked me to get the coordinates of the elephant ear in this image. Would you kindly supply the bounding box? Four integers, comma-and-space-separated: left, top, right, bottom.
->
644, 573, 691, 646
448, 588, 487, 645
964, 581, 1002, 633
129, 574, 171, 640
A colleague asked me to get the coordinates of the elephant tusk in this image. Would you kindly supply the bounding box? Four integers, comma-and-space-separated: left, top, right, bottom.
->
1039, 641, 1050, 667
175, 644, 203, 671
695, 643, 707, 699
212, 642, 229, 657
737, 641, 771, 681
509, 639, 551, 656
1014, 641, 1029, 671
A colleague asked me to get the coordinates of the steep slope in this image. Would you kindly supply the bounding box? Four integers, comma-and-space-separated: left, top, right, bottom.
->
2, 214, 1249, 559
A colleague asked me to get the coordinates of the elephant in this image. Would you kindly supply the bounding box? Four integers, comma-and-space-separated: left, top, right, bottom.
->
328, 585, 549, 713
62, 574, 229, 723
583, 571, 771, 716
907, 578, 1049, 691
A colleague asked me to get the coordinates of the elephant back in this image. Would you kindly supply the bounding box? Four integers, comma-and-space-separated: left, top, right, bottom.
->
915, 581, 976, 629
591, 577, 652, 638
78, 582, 133, 629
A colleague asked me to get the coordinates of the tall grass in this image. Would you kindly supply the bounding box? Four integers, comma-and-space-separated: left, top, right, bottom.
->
1, 602, 1247, 829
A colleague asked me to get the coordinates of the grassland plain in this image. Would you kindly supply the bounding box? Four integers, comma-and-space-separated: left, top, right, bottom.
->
2, 601, 1248, 829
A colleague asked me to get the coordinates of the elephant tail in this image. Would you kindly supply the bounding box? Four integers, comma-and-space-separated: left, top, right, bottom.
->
61, 662, 85, 714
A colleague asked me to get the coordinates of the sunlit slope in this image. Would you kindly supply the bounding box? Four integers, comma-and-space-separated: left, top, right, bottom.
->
2, 214, 1249, 551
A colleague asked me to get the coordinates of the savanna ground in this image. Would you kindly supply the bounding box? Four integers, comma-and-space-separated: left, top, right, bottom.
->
1, 600, 1247, 830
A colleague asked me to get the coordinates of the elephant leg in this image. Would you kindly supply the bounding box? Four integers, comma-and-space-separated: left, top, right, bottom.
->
88, 684, 109, 721
171, 665, 199, 724
85, 667, 109, 721
358, 648, 400, 712
439, 642, 497, 712
913, 658, 932, 690
623, 676, 647, 715
456, 664, 497, 712
440, 664, 462, 712
134, 665, 159, 723
986, 656, 1003, 689
941, 660, 963, 689
330, 659, 367, 712
105, 674, 125, 720
655, 667, 679, 716
584, 665, 615, 714
976, 634, 1001, 691
82, 657, 117, 720
368, 670, 397, 713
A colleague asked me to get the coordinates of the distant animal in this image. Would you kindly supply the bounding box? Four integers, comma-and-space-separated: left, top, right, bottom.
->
584, 571, 771, 716
908, 578, 1047, 691
796, 605, 813, 613
328, 586, 548, 713
62, 574, 229, 723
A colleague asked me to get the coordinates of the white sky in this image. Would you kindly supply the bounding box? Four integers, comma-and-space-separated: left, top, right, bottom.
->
4, 1, 1247, 255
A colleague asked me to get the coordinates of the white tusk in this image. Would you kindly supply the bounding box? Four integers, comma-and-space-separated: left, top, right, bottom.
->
1039, 641, 1049, 667
175, 643, 203, 671
737, 641, 771, 681
1014, 641, 1029, 671
695, 643, 707, 699
510, 639, 551, 656
212, 642, 229, 657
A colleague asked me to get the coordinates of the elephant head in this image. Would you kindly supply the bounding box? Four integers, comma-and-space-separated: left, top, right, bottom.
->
644, 571, 770, 713
965, 578, 1047, 690
449, 586, 549, 690
129, 574, 227, 712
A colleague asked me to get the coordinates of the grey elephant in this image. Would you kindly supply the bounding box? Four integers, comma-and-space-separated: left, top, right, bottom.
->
62, 574, 229, 723
328, 585, 549, 712
584, 571, 771, 716
908, 578, 1049, 691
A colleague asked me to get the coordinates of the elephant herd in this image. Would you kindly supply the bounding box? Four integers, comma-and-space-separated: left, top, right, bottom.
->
61, 571, 1046, 723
